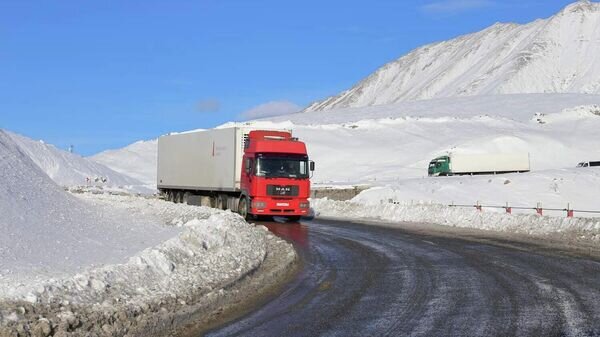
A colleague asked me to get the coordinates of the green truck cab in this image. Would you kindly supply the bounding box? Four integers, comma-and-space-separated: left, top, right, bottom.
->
428, 153, 531, 177
428, 156, 451, 176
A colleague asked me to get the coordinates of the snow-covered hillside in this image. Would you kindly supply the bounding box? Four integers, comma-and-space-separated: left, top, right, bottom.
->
307, 1, 600, 111
235, 95, 600, 184
90, 139, 158, 186
7, 130, 143, 188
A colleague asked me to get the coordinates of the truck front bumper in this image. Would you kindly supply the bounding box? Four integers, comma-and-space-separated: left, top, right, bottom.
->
250, 198, 310, 216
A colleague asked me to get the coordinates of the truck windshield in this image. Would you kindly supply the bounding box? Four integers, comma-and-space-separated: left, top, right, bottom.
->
256, 156, 309, 178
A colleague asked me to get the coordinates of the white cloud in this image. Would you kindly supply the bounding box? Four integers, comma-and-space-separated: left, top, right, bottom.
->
196, 99, 220, 113
422, 0, 495, 14
238, 100, 302, 120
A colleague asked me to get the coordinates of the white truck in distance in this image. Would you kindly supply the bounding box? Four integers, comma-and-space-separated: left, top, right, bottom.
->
577, 161, 600, 168
428, 153, 531, 176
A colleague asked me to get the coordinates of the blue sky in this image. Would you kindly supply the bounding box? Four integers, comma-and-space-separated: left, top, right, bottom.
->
0, 0, 582, 155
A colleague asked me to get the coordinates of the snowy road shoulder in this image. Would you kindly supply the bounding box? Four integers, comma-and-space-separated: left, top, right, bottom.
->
0, 194, 297, 336
311, 198, 600, 247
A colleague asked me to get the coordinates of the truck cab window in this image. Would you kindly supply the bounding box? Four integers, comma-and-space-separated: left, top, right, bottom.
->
255, 156, 309, 179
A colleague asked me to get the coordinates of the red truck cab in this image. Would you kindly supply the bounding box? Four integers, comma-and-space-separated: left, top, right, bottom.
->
239, 130, 314, 220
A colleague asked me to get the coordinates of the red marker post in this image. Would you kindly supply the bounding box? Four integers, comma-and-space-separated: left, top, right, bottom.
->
535, 202, 543, 216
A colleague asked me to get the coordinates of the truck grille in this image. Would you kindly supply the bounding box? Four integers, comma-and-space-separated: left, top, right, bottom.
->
267, 185, 299, 196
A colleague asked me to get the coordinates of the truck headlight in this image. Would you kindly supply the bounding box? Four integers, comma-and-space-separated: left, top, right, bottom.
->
299, 201, 310, 209
253, 201, 266, 209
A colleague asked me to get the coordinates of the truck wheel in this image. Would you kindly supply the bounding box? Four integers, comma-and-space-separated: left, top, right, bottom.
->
165, 190, 173, 202
183, 192, 191, 205
174, 192, 182, 204
238, 197, 249, 220
218, 194, 228, 210
209, 196, 218, 209
214, 195, 224, 210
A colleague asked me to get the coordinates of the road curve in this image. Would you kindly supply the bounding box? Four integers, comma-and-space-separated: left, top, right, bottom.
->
206, 219, 600, 337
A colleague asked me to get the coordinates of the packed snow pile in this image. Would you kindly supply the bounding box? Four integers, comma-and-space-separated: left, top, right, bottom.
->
306, 1, 600, 111
7, 130, 145, 190
311, 198, 600, 242
0, 191, 294, 335
91, 139, 158, 187
0, 129, 177, 297
2, 195, 271, 305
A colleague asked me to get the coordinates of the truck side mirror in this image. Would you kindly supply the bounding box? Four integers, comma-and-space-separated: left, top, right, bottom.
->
310, 161, 315, 171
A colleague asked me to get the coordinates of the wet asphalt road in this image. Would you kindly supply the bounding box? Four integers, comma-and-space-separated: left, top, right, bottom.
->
206, 219, 600, 337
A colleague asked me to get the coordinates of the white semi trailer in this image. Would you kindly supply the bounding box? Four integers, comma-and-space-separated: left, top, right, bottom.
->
157, 128, 246, 196
157, 127, 314, 220
428, 153, 531, 176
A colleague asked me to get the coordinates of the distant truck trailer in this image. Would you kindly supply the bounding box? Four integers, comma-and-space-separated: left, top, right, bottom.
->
428, 153, 530, 176
577, 161, 600, 168
157, 127, 314, 221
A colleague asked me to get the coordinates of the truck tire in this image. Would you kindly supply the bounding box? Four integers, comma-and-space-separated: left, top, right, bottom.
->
217, 194, 228, 210
165, 190, 173, 202
174, 191, 182, 204
238, 197, 249, 220
183, 192, 191, 205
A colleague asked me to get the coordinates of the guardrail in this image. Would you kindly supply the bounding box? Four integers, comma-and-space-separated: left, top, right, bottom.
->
386, 199, 600, 218
448, 202, 600, 218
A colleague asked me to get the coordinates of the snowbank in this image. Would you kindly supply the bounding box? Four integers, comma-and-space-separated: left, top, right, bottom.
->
7, 130, 148, 192
0, 130, 177, 294
311, 198, 600, 242
352, 168, 600, 217
0, 194, 296, 336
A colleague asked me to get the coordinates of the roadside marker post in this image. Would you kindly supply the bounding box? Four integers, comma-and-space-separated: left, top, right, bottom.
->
535, 202, 543, 216
567, 203, 574, 218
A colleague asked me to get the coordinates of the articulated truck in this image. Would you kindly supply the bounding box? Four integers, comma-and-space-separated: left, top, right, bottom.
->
157, 128, 314, 220
428, 153, 530, 176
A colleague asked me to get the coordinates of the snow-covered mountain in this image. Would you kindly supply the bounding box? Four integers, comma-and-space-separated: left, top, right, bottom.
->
6, 130, 143, 187
306, 1, 600, 112
90, 139, 158, 186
